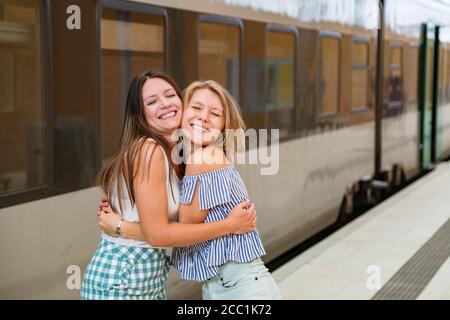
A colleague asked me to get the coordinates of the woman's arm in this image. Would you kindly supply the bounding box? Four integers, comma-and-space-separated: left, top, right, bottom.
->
97, 208, 147, 241
98, 200, 255, 242
127, 141, 254, 247
98, 196, 147, 241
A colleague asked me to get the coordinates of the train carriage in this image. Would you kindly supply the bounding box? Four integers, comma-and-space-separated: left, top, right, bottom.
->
1, 0, 450, 299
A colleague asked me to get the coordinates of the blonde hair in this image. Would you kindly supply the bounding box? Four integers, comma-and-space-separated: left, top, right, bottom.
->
182, 80, 246, 157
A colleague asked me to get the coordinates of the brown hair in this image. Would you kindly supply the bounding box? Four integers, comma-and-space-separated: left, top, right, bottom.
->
99, 70, 182, 213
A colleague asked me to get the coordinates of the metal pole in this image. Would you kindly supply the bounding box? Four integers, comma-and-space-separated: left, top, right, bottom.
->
375, 0, 385, 178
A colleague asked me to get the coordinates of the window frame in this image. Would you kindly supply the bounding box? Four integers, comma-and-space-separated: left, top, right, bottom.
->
317, 30, 342, 118
100, 0, 169, 71
196, 14, 243, 103
0, 0, 52, 208
264, 23, 298, 113
350, 36, 370, 113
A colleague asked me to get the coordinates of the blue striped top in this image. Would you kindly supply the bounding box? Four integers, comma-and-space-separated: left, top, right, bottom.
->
171, 165, 266, 282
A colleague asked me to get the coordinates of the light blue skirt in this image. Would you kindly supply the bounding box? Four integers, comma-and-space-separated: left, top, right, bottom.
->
81, 238, 169, 300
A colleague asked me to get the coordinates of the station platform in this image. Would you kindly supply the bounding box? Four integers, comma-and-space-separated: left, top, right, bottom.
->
272, 162, 450, 300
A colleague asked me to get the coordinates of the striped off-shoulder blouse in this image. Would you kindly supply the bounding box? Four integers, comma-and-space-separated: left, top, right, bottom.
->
171, 165, 266, 282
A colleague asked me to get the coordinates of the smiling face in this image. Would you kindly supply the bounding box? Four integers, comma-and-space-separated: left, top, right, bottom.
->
141, 77, 182, 138
181, 88, 225, 147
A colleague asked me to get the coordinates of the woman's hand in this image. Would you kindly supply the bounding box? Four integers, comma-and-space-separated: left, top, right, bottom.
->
98, 205, 122, 237
98, 196, 110, 216
226, 200, 257, 234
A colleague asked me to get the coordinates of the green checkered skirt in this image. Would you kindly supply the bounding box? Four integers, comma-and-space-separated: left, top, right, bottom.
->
81, 237, 170, 300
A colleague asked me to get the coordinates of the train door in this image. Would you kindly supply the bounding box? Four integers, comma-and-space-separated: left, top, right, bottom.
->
418, 23, 440, 169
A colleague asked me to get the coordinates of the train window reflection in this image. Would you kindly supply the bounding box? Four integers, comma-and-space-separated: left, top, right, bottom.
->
0, 1, 46, 195
265, 31, 294, 111
391, 46, 402, 66
352, 69, 368, 110
446, 48, 450, 103
351, 41, 369, 110
407, 46, 418, 104
352, 41, 368, 66
265, 30, 295, 138
447, 48, 450, 103
319, 35, 340, 115
100, 9, 165, 165
388, 45, 403, 108
199, 21, 240, 101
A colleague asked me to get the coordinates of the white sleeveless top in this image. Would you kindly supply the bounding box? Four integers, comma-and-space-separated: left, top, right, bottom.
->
102, 143, 180, 248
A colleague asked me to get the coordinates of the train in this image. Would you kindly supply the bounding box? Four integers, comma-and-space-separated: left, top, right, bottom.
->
1, 0, 450, 299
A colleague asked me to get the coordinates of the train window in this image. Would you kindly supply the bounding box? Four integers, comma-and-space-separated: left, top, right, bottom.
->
352, 41, 368, 66
351, 40, 369, 110
0, 1, 46, 195
407, 46, 418, 103
446, 49, 450, 103
388, 45, 403, 107
265, 29, 295, 138
391, 46, 402, 65
319, 34, 341, 115
100, 7, 165, 165
198, 20, 241, 101
265, 31, 295, 111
